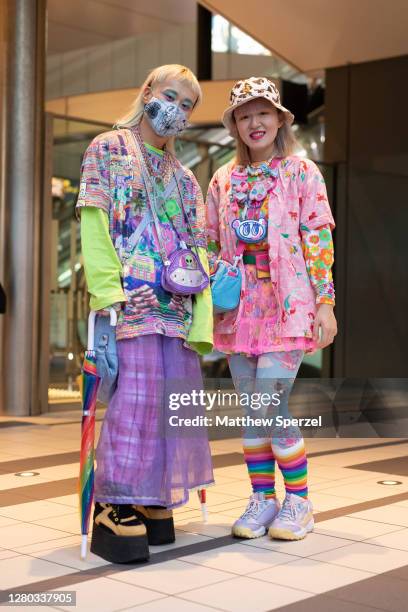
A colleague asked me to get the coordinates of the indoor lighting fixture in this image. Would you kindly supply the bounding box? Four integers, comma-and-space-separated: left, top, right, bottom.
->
377, 480, 402, 486
15, 471, 40, 477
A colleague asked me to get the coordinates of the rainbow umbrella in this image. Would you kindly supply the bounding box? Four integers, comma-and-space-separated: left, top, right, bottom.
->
78, 309, 116, 559
78, 310, 99, 559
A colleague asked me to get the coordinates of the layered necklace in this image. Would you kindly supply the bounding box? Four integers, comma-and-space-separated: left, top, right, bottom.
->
229, 156, 280, 244
230, 157, 280, 212
132, 124, 174, 186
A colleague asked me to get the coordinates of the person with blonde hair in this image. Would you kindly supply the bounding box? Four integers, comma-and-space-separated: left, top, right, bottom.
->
206, 77, 337, 541
77, 64, 214, 563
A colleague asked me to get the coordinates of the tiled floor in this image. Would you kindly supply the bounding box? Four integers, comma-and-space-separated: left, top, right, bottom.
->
0, 413, 407, 611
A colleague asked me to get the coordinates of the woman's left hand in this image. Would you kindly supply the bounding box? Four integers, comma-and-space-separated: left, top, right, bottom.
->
312, 303, 338, 350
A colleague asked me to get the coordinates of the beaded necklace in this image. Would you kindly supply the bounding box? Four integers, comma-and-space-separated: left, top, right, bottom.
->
132, 125, 174, 186
229, 157, 280, 244
230, 157, 280, 212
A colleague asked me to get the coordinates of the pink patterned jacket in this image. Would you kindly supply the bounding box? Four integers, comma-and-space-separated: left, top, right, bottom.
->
206, 156, 335, 340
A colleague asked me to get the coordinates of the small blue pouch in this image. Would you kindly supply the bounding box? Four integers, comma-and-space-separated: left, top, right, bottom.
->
210, 260, 242, 314
93, 313, 118, 404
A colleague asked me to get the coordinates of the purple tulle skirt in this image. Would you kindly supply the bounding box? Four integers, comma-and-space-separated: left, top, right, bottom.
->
94, 334, 214, 508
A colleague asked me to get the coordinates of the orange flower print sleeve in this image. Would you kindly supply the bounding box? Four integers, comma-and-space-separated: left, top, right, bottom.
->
301, 224, 335, 305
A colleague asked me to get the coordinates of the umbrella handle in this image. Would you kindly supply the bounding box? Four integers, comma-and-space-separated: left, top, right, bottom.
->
80, 534, 88, 559
87, 308, 118, 351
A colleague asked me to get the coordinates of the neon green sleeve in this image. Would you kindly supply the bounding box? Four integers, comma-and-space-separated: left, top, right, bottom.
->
80, 207, 126, 311
187, 247, 214, 355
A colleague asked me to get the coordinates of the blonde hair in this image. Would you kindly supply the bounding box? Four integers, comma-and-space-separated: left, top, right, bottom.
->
114, 64, 202, 154
233, 110, 299, 166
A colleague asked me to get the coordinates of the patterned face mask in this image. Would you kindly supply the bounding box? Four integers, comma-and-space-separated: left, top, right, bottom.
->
144, 96, 189, 136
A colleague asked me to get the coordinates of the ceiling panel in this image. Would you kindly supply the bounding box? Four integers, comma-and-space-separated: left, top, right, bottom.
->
201, 0, 408, 72
47, 0, 197, 53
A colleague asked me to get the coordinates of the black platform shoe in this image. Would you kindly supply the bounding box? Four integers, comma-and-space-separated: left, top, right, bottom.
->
133, 505, 175, 545
91, 503, 150, 563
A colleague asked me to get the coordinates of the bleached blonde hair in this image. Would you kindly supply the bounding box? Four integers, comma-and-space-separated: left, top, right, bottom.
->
233, 110, 299, 166
114, 64, 202, 154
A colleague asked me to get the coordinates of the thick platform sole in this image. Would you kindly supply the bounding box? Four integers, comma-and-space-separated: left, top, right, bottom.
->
232, 524, 266, 539
139, 515, 175, 545
268, 518, 314, 541
90, 523, 150, 563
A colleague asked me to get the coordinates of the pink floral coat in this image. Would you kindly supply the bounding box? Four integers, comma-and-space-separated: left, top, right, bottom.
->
206, 156, 336, 340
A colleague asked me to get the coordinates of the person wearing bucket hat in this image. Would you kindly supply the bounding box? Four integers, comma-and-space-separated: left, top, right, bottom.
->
206, 76, 337, 541
76, 64, 215, 563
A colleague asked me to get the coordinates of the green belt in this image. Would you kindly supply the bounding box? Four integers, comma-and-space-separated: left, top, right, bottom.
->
242, 254, 257, 265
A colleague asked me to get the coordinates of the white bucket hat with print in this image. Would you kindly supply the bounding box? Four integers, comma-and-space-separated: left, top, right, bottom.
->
222, 76, 294, 134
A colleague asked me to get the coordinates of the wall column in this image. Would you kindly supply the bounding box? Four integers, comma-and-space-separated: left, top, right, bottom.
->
0, 0, 47, 415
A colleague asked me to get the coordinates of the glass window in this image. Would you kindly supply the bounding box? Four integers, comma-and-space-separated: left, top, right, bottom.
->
212, 15, 271, 56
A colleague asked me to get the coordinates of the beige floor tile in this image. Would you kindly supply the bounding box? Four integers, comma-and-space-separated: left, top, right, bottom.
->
14, 534, 88, 554
213, 465, 248, 479
123, 596, 216, 612
173, 508, 203, 521
311, 541, 408, 573
0, 522, 71, 549
184, 490, 243, 509
210, 438, 241, 452
111, 559, 232, 595
212, 474, 243, 485
252, 557, 373, 594
32, 512, 80, 535
0, 500, 78, 522
213, 481, 253, 498
307, 465, 368, 480
206, 501, 247, 519
180, 542, 298, 575
346, 503, 408, 527
149, 531, 212, 554
313, 482, 404, 501
314, 516, 403, 541
0, 549, 20, 560
308, 492, 357, 511
175, 513, 233, 538
46, 494, 78, 508
0, 554, 76, 589
0, 473, 53, 492
366, 527, 408, 550
242, 531, 352, 557
311, 474, 408, 493
394, 499, 408, 508
0, 515, 19, 528
27, 542, 110, 571
55, 577, 164, 612
178, 575, 313, 611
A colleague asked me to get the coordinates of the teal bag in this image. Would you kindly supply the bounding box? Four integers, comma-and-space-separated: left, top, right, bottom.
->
210, 258, 242, 314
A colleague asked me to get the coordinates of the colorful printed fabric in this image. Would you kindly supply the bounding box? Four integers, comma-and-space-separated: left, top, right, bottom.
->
272, 435, 308, 498
80, 207, 214, 355
301, 225, 335, 304
229, 350, 308, 499
206, 156, 336, 353
94, 334, 214, 508
243, 438, 276, 498
215, 262, 315, 355
77, 129, 206, 342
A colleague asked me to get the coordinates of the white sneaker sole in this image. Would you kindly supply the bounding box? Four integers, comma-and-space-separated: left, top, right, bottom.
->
232, 524, 266, 539
268, 518, 314, 541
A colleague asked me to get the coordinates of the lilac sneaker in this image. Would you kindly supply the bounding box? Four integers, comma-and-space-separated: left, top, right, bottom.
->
268, 493, 314, 540
232, 492, 281, 539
